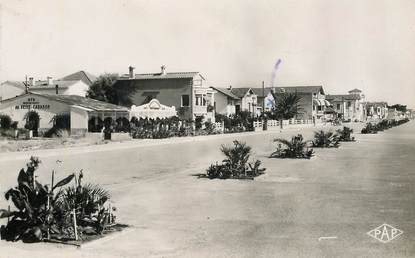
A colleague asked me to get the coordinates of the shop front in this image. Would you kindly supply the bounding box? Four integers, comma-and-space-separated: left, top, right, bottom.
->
0, 93, 129, 137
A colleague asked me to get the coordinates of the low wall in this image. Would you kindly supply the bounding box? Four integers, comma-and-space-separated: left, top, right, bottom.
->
111, 133, 132, 141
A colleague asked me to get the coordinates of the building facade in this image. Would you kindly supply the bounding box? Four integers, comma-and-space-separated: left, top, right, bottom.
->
254, 86, 328, 121
325, 88, 366, 121
113, 66, 216, 121
0, 92, 128, 136
0, 72, 94, 101
210, 87, 239, 116
365, 102, 388, 120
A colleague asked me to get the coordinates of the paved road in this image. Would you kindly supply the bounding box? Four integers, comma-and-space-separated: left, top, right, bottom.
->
0, 122, 413, 257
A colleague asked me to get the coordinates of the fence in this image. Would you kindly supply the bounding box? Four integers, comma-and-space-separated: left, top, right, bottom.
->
254, 119, 314, 131
214, 121, 224, 133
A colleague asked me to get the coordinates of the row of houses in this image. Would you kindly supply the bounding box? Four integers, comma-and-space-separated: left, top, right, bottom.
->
0, 66, 408, 135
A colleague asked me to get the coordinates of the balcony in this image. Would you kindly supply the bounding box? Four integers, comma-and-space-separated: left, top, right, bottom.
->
193, 105, 207, 115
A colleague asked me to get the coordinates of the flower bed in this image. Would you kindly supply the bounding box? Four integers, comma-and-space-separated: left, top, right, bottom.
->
0, 157, 126, 244
202, 141, 266, 179
361, 118, 410, 134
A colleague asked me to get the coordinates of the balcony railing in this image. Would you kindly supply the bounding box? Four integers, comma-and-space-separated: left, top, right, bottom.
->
193, 105, 207, 114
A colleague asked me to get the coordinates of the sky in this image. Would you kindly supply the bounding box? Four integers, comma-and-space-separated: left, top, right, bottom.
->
1, 0, 415, 107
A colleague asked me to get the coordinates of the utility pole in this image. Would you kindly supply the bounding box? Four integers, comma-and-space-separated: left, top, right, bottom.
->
262, 81, 265, 113
25, 75, 28, 93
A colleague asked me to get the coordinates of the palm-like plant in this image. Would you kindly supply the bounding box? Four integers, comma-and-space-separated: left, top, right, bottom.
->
0, 157, 75, 242
271, 134, 314, 159
312, 130, 340, 148
55, 173, 114, 235
270, 92, 303, 120
336, 126, 355, 142
220, 141, 251, 176
206, 141, 265, 179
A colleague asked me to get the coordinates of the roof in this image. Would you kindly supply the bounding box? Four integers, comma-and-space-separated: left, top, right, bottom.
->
2, 80, 81, 90
325, 94, 361, 101
1, 93, 128, 112
365, 101, 388, 107
348, 88, 362, 93
30, 80, 80, 89
60, 71, 97, 86
228, 88, 255, 98
210, 87, 239, 100
120, 72, 203, 80
41, 94, 128, 111
1, 81, 26, 89
251, 86, 324, 97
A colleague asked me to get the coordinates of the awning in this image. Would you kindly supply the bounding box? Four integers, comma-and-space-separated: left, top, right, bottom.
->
313, 99, 321, 106
324, 100, 331, 106
324, 107, 336, 114
313, 99, 331, 106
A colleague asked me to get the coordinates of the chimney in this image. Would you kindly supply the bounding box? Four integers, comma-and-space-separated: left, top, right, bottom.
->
228, 85, 232, 90
47, 76, 53, 85
129, 66, 135, 79
161, 65, 166, 75
55, 84, 59, 94
28, 77, 34, 87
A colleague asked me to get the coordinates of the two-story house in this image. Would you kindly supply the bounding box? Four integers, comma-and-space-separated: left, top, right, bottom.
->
113, 66, 216, 121
254, 86, 328, 121
211, 86, 260, 116
325, 88, 366, 121
210, 86, 239, 116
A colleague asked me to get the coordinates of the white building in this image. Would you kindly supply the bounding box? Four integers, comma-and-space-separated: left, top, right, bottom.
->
0, 71, 97, 101
0, 92, 129, 136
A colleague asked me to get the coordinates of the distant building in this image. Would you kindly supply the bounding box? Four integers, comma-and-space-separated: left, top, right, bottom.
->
113, 66, 216, 121
325, 88, 366, 121
59, 70, 97, 86
0, 71, 97, 101
365, 102, 388, 120
253, 86, 328, 121
210, 87, 239, 116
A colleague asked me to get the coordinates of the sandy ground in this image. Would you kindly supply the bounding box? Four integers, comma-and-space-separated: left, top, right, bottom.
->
0, 122, 414, 258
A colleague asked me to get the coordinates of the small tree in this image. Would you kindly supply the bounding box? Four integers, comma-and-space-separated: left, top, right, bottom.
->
87, 73, 119, 104
0, 114, 12, 129
270, 91, 303, 120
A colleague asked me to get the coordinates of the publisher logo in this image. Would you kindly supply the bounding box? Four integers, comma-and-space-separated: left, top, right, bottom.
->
367, 223, 403, 243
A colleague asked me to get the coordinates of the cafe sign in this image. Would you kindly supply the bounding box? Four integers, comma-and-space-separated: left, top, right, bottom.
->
14, 97, 50, 110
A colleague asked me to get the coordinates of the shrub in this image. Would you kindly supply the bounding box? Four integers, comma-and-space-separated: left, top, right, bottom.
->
361, 118, 409, 134
205, 140, 266, 179
270, 134, 314, 159
10, 121, 18, 129
312, 130, 340, 148
195, 116, 204, 130
0, 115, 12, 129
361, 123, 378, 134
0, 129, 16, 138
0, 157, 116, 243
336, 126, 355, 142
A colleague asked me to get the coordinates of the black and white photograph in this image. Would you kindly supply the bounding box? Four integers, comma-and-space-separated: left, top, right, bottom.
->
0, 0, 414, 257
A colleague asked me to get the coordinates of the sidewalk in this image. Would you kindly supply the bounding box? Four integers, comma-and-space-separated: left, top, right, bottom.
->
0, 122, 363, 162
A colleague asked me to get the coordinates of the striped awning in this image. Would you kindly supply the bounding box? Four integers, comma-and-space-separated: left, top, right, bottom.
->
313, 99, 331, 106
324, 100, 331, 106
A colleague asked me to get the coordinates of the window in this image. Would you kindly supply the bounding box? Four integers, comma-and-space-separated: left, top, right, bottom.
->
336, 103, 341, 110
181, 95, 190, 107
347, 101, 351, 108
195, 94, 206, 106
